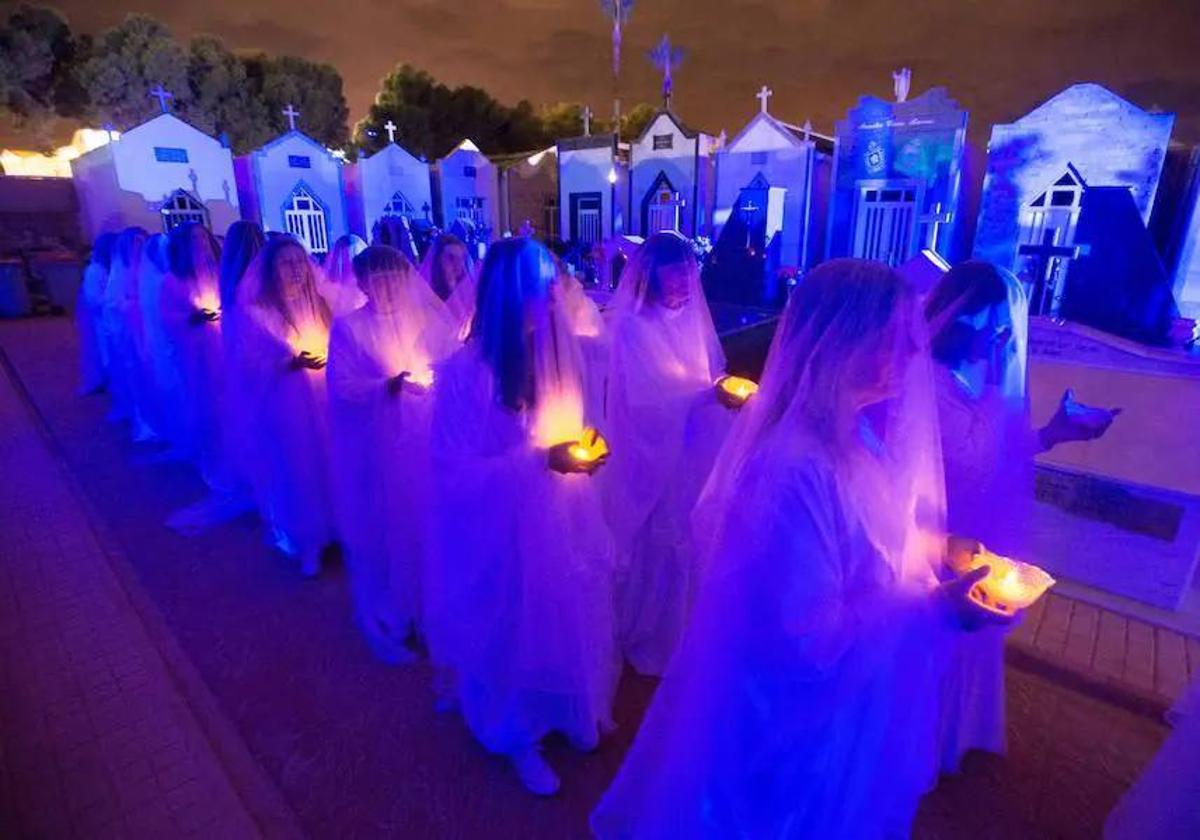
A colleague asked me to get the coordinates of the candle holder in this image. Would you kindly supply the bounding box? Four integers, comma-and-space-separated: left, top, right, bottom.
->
948, 542, 1056, 617
715, 375, 759, 409
567, 426, 609, 469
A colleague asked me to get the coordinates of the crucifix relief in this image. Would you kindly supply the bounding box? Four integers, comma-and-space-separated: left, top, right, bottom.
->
919, 201, 952, 252
1018, 229, 1088, 317
282, 104, 300, 131
149, 84, 173, 114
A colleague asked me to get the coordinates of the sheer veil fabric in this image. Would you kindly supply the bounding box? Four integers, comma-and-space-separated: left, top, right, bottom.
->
593, 259, 954, 839
926, 261, 1036, 772
318, 234, 368, 317
326, 245, 458, 660
599, 233, 733, 676
426, 238, 618, 756
232, 237, 337, 566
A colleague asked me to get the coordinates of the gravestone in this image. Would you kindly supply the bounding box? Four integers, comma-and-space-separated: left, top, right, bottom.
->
1027, 318, 1200, 609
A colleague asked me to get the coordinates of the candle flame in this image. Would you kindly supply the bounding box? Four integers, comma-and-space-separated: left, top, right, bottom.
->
290, 324, 329, 364
961, 546, 1056, 616
194, 289, 221, 318
717, 375, 760, 403
533, 390, 585, 448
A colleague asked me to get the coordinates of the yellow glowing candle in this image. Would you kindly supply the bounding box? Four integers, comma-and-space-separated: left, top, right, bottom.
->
954, 545, 1056, 617
568, 426, 610, 466
290, 324, 329, 365
716, 375, 759, 408
407, 368, 435, 388
194, 289, 221, 320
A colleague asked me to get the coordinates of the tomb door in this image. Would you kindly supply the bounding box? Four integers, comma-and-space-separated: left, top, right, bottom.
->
851, 180, 922, 266
735, 173, 771, 252
383, 190, 415, 221
569, 192, 603, 244
642, 172, 684, 234
284, 186, 330, 255
161, 189, 209, 232
1017, 167, 1085, 315
455, 196, 487, 229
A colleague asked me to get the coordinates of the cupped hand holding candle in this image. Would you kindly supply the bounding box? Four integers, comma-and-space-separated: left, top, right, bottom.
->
715, 375, 760, 409
192, 290, 221, 324
290, 326, 329, 370
548, 426, 610, 475
945, 538, 1056, 619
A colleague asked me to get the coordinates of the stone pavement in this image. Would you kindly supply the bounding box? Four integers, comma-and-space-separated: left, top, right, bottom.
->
0, 316, 1181, 838
0, 347, 298, 838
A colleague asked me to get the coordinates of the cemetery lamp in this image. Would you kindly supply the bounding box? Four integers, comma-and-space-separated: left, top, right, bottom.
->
607, 168, 618, 185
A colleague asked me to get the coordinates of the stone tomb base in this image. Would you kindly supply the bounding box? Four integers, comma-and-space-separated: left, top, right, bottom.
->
1027, 318, 1200, 610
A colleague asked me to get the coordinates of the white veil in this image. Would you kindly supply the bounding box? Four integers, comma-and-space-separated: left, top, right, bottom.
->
318, 233, 368, 316
237, 235, 333, 353
696, 257, 946, 586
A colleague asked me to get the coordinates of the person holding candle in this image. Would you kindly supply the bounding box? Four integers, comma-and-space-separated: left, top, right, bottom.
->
925, 260, 1119, 772
600, 231, 732, 676
592, 258, 994, 838
102, 227, 154, 439
421, 232, 477, 336
426, 237, 617, 796
135, 233, 175, 444
326, 245, 457, 663
233, 236, 337, 576
318, 233, 368, 317
159, 223, 228, 490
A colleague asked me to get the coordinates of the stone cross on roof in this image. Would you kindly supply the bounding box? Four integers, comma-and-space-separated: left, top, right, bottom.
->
756, 85, 773, 114
149, 84, 173, 114
282, 104, 300, 131
384, 120, 397, 144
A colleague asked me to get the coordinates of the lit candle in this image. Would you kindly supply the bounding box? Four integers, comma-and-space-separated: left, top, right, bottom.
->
716, 375, 760, 408
290, 324, 329, 365
568, 426, 609, 467
959, 545, 1056, 617
194, 289, 221, 320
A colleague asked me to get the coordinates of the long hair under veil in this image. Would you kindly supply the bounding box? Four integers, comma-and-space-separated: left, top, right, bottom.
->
238, 235, 332, 337
167, 223, 221, 304
697, 257, 946, 586
219, 221, 265, 311
469, 237, 588, 443
607, 231, 725, 382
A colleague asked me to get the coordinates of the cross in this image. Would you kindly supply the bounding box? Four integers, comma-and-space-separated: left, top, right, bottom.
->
149, 84, 173, 114
1018, 229, 1088, 316
582, 106, 593, 137
801, 119, 812, 143
383, 120, 397, 144
282, 104, 300, 131
919, 201, 953, 251
756, 85, 773, 114
187, 168, 199, 194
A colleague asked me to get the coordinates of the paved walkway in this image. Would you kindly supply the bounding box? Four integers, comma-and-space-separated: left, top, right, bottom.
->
0, 348, 297, 838
0, 316, 1181, 838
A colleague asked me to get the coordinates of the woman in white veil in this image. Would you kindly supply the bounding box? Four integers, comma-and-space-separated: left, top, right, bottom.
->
600, 231, 732, 676
420, 232, 477, 336
926, 260, 1119, 772
592, 258, 992, 839
137, 233, 175, 444
159, 223, 227, 488
234, 236, 337, 576
317, 233, 368, 317
427, 237, 617, 796
103, 227, 154, 440
326, 244, 457, 663
78, 233, 115, 394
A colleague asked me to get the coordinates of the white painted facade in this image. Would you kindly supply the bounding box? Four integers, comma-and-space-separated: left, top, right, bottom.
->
70, 113, 239, 240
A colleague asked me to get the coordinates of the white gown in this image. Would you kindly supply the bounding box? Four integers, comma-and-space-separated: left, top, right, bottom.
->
426, 346, 618, 754
77, 261, 108, 393
159, 272, 228, 488
1106, 676, 1200, 839
601, 310, 732, 676
326, 304, 454, 658
935, 365, 1037, 770
236, 307, 336, 561
591, 443, 951, 838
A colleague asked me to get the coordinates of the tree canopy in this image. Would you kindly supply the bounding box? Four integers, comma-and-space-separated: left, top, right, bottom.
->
1, 6, 656, 157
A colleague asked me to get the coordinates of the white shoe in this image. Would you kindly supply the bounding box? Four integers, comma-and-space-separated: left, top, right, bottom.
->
510, 747, 560, 796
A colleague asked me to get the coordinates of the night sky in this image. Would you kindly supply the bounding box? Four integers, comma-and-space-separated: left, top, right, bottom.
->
37, 0, 1200, 144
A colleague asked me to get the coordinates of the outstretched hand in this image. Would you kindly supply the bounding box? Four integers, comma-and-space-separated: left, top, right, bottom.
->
1040, 388, 1120, 450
